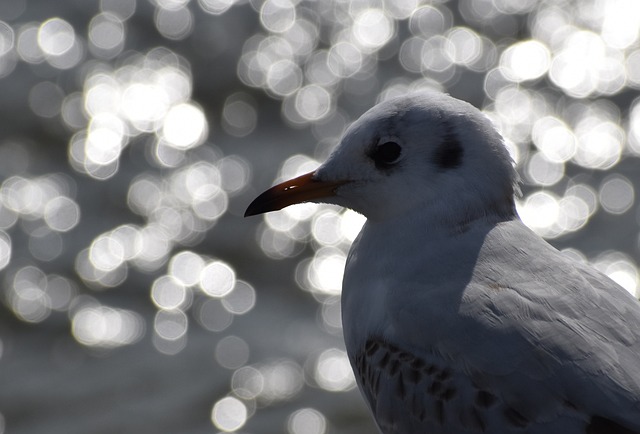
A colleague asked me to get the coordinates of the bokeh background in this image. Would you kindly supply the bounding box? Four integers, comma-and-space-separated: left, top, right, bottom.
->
1, 0, 640, 433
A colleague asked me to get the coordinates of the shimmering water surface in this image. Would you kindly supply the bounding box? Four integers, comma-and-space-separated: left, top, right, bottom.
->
1, 0, 640, 433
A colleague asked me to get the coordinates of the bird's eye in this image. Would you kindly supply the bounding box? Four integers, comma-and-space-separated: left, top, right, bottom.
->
371, 141, 402, 168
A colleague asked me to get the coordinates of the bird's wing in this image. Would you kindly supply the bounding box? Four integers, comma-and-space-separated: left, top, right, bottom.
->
353, 219, 640, 434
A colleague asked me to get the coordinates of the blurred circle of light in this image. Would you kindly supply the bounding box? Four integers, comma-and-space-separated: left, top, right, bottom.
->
259, 226, 299, 259
44, 196, 81, 232
573, 119, 623, 170
200, 260, 236, 297
46, 275, 76, 311
155, 6, 194, 41
151, 275, 187, 310
294, 85, 331, 122
199, 0, 237, 15
10, 266, 50, 323
17, 24, 44, 64
215, 335, 250, 369
259, 360, 304, 402
320, 296, 342, 333
549, 30, 625, 98
222, 93, 258, 137
89, 234, 125, 271
628, 98, 640, 154
0, 21, 14, 56
211, 396, 247, 432
500, 40, 550, 82
526, 152, 564, 187
195, 298, 233, 332
84, 74, 120, 116
28, 81, 64, 118
218, 156, 250, 194
0, 231, 10, 270
557, 194, 590, 234
599, 175, 634, 215
352, 9, 395, 51
283, 18, 318, 58
328, 42, 363, 78
399, 37, 427, 73
600, 0, 640, 49
267, 59, 303, 96
169, 250, 205, 286
221, 280, 256, 315
314, 348, 356, 392
518, 191, 561, 238
444, 27, 482, 67
305, 248, 345, 295
386, 0, 419, 19
154, 309, 188, 340
128, 175, 163, 216
312, 209, 343, 246
627, 50, 640, 89
109, 224, 142, 260
72, 305, 144, 348
231, 366, 264, 399
88, 13, 125, 58
122, 82, 170, 132
420, 36, 454, 74
288, 408, 327, 434
566, 183, 598, 216
409, 5, 450, 38
531, 116, 577, 163
162, 103, 207, 149
260, 0, 296, 33
37, 18, 75, 56
594, 252, 639, 296
29, 228, 63, 262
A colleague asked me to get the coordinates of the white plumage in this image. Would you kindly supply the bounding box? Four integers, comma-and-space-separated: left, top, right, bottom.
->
246, 92, 640, 433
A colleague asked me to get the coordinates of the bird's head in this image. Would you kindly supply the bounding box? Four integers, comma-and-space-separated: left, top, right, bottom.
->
246, 92, 519, 224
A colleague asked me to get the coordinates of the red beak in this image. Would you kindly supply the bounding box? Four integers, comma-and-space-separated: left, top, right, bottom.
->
245, 171, 348, 217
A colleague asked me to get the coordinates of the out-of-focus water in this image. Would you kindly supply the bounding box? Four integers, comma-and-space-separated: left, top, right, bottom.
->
0, 0, 639, 433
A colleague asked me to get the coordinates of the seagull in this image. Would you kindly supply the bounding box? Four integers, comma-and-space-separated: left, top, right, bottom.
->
245, 92, 640, 434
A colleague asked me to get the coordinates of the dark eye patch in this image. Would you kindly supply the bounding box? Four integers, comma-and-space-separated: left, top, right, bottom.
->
370, 141, 402, 169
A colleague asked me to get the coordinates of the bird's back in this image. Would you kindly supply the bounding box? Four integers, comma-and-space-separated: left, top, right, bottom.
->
342, 217, 640, 434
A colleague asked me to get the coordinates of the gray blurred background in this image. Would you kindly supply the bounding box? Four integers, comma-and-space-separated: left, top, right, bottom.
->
0, 0, 639, 433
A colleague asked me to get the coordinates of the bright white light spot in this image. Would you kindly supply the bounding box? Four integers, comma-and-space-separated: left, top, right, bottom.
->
211, 396, 247, 432
200, 260, 236, 297
0, 231, 10, 271
38, 18, 75, 56
500, 40, 550, 82
168, 251, 205, 286
314, 348, 356, 392
518, 191, 561, 238
532, 116, 576, 163
305, 248, 345, 295
353, 9, 394, 51
161, 103, 207, 149
594, 252, 639, 296
72, 305, 144, 348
